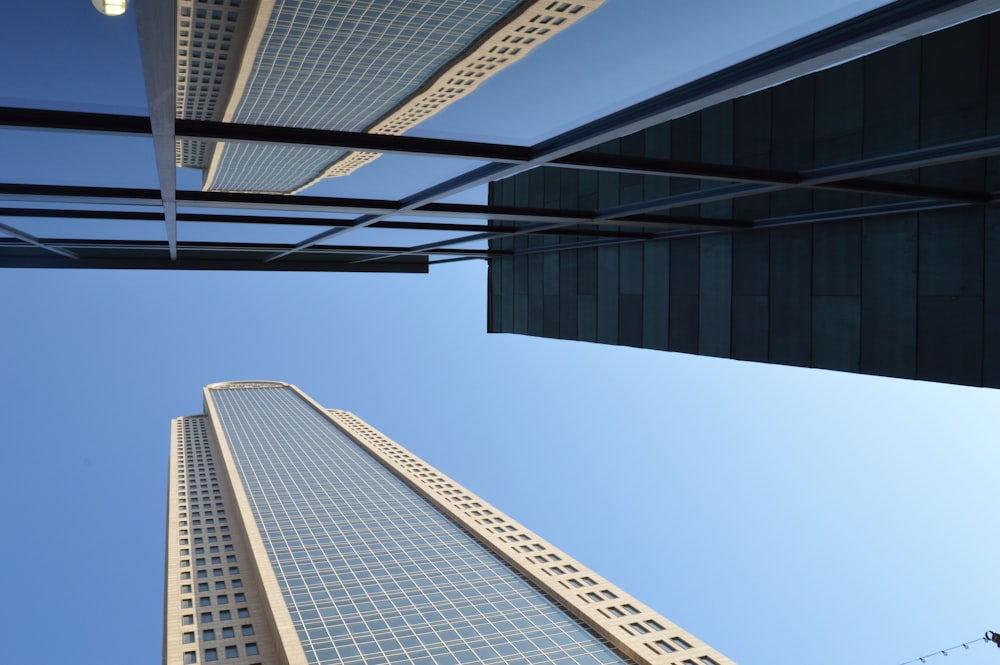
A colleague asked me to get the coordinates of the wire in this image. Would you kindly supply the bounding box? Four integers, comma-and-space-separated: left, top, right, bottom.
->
895, 637, 989, 665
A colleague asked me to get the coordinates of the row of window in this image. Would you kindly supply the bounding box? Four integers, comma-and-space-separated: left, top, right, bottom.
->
183, 625, 254, 642
181, 580, 243, 593
646, 636, 692, 652
578, 589, 618, 603
603, 604, 639, 617
182, 643, 258, 663
181, 607, 250, 624
626, 619, 666, 635
180, 535, 231, 548
671, 658, 719, 665
180, 593, 246, 608
179, 543, 233, 553
332, 413, 720, 665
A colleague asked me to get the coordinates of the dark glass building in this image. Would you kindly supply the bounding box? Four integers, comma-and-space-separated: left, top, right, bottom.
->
487, 12, 1000, 389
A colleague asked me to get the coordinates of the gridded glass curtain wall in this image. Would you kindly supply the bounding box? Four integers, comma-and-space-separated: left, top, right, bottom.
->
163, 381, 735, 665
177, 0, 605, 192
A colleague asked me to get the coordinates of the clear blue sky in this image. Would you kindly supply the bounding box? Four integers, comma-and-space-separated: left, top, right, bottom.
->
1, 2, 998, 665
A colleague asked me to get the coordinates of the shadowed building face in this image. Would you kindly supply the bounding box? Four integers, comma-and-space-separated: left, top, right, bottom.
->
488, 13, 1000, 389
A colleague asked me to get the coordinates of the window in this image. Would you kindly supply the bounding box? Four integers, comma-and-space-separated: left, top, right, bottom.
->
231, 579, 242, 588
700, 658, 721, 665
646, 620, 665, 631
182, 599, 193, 609
198, 583, 209, 592
607, 607, 625, 617
622, 604, 639, 614
602, 590, 618, 599
246, 644, 259, 656
241, 625, 254, 636
630, 623, 650, 634
216, 595, 229, 605
586, 592, 601, 602
182, 615, 194, 625
221, 627, 235, 639
581, 576, 596, 585
225, 646, 238, 658
201, 612, 213, 623
183, 632, 195, 644
203, 629, 215, 641
215, 581, 226, 590
654, 640, 676, 653
233, 593, 245, 602
237, 608, 249, 618
219, 610, 232, 621
204, 648, 218, 662
228, 567, 239, 575
199, 597, 212, 607
672, 637, 693, 650
183, 652, 197, 664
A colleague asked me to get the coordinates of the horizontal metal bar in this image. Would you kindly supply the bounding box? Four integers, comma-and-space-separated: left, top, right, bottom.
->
0, 207, 164, 222
5, 237, 497, 258
346, 0, 991, 265
177, 119, 533, 163
0, 254, 430, 272
804, 134, 1000, 183
0, 183, 162, 206
0, 186, 720, 232
597, 183, 781, 220
0, 107, 151, 135
509, 198, 986, 257
0, 221, 77, 259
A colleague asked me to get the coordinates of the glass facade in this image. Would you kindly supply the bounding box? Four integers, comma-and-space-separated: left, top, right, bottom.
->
208, 385, 633, 665
208, 0, 523, 192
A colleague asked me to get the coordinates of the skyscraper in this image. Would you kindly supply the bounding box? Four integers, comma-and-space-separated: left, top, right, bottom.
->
164, 381, 734, 665
487, 8, 1000, 389
175, 0, 604, 193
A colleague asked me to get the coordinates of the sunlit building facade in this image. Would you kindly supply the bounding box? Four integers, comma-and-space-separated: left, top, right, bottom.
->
164, 381, 734, 665
175, 0, 604, 193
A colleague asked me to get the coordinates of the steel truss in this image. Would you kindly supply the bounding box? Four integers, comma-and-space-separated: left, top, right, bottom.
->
0, 0, 995, 271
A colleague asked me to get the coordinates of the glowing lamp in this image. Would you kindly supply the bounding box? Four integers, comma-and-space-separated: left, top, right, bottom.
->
92, 0, 129, 16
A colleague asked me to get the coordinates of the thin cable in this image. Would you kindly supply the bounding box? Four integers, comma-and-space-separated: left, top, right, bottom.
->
895, 636, 989, 665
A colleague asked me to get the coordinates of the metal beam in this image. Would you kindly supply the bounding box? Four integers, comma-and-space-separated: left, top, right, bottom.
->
0, 185, 746, 231
511, 199, 981, 258
0, 221, 77, 259
8, 106, 992, 210
176, 119, 532, 163
595, 136, 1000, 221
327, 0, 993, 265
134, 0, 178, 259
